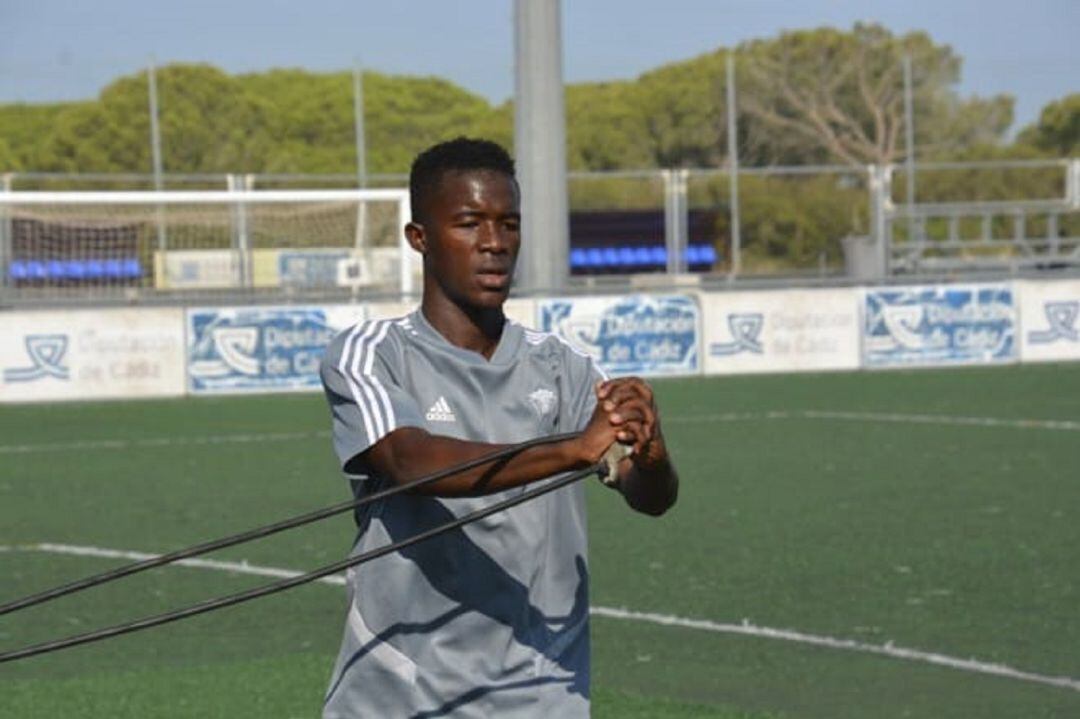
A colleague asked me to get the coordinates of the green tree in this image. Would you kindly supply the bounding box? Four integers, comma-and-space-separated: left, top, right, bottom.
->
1018, 93, 1080, 156
36, 64, 274, 174
238, 68, 497, 174
566, 82, 654, 170
737, 23, 1013, 166
0, 103, 71, 172
0, 137, 15, 171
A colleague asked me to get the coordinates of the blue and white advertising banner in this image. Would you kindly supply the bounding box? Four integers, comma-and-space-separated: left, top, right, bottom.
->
186, 305, 367, 394
1018, 279, 1080, 363
703, 289, 860, 374
862, 284, 1017, 367
537, 294, 700, 377
1, 309, 185, 403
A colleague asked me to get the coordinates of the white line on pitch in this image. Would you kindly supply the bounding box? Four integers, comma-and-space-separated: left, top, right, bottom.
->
5, 542, 1078, 694
664, 410, 1080, 432
17, 543, 346, 586
796, 410, 1080, 431
664, 411, 785, 423
1, 409, 1077, 456
589, 606, 1080, 693
0, 431, 330, 455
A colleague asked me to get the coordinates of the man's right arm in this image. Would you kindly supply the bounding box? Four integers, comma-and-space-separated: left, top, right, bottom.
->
323, 322, 620, 496
352, 402, 618, 497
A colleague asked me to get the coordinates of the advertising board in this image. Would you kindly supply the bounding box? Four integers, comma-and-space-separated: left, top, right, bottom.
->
1017, 279, 1080, 363
1, 308, 185, 402
186, 305, 367, 394
702, 289, 860, 374
862, 284, 1017, 368
537, 294, 699, 377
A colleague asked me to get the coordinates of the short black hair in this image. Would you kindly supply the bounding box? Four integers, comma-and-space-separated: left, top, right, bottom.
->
409, 137, 516, 222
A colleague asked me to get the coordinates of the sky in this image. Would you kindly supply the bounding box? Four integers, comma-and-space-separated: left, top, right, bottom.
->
1, 0, 1077, 131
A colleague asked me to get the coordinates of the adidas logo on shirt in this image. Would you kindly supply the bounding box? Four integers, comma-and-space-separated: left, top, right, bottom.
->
425, 396, 456, 422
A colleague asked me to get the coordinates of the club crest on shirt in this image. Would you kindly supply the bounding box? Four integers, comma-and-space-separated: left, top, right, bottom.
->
528, 388, 557, 419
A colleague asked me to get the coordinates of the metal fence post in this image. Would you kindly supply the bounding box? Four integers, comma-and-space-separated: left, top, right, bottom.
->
662, 169, 673, 274
663, 169, 688, 276
1068, 158, 1080, 209
676, 169, 689, 274
0, 172, 11, 305
868, 164, 893, 279
227, 174, 251, 289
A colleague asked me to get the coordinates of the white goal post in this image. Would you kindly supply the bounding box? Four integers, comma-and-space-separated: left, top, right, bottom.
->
0, 188, 418, 301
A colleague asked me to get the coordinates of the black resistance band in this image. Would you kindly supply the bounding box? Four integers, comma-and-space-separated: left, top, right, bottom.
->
0, 431, 583, 617
0, 462, 604, 664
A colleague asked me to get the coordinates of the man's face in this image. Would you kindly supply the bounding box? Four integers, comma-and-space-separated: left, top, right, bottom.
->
410, 169, 521, 311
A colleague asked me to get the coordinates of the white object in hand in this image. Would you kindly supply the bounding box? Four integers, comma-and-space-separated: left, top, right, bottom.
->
599, 443, 631, 487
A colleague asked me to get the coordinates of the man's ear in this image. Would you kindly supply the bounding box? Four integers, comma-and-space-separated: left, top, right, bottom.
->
404, 222, 427, 254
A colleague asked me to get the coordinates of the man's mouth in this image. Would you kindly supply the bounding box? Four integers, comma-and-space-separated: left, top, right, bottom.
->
476, 269, 510, 290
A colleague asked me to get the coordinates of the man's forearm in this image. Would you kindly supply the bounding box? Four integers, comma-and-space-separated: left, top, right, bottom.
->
356, 428, 601, 497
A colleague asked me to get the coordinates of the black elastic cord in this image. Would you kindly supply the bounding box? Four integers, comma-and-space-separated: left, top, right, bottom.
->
0, 431, 582, 617
0, 462, 603, 664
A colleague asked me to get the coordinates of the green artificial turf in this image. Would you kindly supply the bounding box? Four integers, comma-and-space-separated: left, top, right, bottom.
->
2, 363, 1078, 717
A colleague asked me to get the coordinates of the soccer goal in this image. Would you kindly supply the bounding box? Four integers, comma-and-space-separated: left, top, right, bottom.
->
0, 188, 417, 304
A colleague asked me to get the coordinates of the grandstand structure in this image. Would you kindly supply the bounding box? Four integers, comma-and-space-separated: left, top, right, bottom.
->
0, 158, 1077, 307
881, 159, 1080, 275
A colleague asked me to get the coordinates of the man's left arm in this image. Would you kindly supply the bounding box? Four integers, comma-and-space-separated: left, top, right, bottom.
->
598, 378, 679, 516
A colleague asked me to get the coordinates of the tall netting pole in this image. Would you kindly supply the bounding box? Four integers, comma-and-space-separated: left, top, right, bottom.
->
353, 60, 369, 265
148, 57, 167, 270
726, 51, 741, 279
903, 54, 916, 248
513, 0, 569, 294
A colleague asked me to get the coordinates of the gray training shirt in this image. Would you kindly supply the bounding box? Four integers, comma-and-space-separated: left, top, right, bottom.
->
319, 309, 604, 719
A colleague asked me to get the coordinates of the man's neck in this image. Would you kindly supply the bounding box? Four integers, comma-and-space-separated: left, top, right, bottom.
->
420, 298, 505, 359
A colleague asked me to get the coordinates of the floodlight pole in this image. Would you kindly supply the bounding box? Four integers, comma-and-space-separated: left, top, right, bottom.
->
513, 0, 569, 294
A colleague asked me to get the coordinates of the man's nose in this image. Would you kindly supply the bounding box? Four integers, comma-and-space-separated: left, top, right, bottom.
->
479, 222, 512, 252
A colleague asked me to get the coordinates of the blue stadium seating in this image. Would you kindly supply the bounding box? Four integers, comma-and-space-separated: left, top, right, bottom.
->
567, 244, 719, 271
7, 258, 144, 283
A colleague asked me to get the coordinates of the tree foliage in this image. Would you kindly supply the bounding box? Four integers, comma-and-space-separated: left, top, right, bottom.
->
0, 23, 1050, 177
736, 24, 1014, 166
0, 103, 70, 171
1018, 93, 1080, 156
0, 64, 498, 176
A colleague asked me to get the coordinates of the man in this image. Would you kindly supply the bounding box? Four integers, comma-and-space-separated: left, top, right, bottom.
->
319, 137, 677, 718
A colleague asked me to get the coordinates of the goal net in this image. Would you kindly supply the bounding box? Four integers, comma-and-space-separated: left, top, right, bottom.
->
0, 188, 417, 303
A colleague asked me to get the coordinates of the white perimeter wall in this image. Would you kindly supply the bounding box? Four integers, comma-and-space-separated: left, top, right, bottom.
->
702, 288, 860, 374
1, 278, 1078, 402
1016, 279, 1080, 363
0, 308, 185, 402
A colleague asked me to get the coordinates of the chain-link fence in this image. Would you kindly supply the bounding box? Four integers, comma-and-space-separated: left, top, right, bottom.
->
3, 158, 1077, 308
